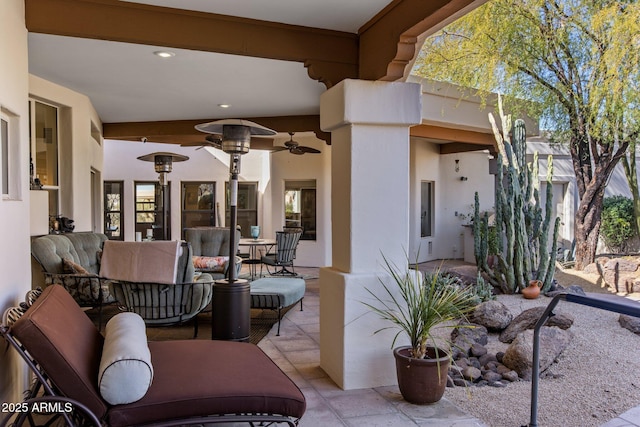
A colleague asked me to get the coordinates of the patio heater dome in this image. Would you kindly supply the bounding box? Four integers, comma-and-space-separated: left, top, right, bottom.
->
195, 119, 276, 154
137, 152, 189, 186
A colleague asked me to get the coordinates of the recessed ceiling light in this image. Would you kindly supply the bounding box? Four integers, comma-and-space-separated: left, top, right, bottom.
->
218, 104, 231, 109
154, 51, 175, 58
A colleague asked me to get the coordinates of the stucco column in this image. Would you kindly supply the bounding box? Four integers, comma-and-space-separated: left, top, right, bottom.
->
319, 79, 421, 389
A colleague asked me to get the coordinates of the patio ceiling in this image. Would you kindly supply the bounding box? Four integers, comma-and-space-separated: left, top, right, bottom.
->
25, 0, 487, 148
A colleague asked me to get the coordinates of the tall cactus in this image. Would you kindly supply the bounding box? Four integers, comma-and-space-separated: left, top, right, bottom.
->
473, 104, 560, 294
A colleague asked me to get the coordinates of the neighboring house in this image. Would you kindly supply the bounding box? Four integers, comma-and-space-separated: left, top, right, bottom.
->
528, 139, 640, 256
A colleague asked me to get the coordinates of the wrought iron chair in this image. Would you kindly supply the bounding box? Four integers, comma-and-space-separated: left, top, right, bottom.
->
260, 229, 302, 276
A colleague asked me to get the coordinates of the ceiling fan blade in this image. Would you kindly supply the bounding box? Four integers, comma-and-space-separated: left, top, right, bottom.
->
297, 146, 321, 154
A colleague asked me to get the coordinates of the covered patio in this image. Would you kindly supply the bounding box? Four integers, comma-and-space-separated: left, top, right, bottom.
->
1, 0, 503, 413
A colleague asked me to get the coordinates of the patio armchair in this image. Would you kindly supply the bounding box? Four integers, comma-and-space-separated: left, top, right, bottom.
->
31, 232, 116, 328
184, 227, 242, 279
261, 229, 302, 276
101, 240, 214, 337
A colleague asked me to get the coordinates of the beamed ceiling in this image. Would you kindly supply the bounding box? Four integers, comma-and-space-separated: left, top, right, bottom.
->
25, 0, 489, 148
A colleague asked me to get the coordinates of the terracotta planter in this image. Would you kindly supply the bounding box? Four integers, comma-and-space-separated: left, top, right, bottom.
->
522, 280, 542, 299
393, 346, 450, 404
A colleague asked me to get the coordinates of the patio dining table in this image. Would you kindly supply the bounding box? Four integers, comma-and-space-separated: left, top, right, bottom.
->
239, 238, 276, 280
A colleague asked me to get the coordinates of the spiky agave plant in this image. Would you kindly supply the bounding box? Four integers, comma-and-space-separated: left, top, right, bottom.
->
363, 255, 476, 359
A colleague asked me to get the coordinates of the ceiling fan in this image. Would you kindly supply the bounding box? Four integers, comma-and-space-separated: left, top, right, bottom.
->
274, 132, 321, 155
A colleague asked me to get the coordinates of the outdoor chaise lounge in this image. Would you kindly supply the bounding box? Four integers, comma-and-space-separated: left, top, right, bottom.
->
0, 285, 306, 427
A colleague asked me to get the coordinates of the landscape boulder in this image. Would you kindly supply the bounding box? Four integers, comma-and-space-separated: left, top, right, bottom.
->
468, 300, 513, 331
502, 327, 573, 380
619, 314, 640, 335
450, 323, 488, 359
499, 306, 574, 343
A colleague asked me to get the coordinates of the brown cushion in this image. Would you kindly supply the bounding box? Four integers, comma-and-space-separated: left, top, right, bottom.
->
63, 257, 91, 275
11, 285, 107, 419
106, 340, 306, 427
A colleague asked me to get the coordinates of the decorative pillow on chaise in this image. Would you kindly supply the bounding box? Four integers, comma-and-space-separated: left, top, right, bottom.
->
98, 312, 153, 405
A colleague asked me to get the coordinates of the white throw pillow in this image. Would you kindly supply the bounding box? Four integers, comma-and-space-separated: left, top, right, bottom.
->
98, 312, 153, 405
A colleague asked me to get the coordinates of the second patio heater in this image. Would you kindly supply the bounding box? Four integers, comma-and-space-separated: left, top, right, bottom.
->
137, 152, 188, 240
195, 119, 276, 341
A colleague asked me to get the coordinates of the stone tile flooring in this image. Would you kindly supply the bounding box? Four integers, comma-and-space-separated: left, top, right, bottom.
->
255, 267, 487, 427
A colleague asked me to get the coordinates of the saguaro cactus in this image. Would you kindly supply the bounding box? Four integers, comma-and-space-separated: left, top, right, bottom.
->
473, 105, 560, 294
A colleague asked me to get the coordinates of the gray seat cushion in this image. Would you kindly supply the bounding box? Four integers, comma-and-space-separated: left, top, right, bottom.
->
250, 278, 305, 308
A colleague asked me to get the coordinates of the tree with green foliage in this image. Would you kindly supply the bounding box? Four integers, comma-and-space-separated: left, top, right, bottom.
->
414, 0, 640, 270
600, 196, 637, 253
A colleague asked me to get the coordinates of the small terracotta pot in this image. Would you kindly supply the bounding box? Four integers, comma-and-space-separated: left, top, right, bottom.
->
522, 280, 542, 299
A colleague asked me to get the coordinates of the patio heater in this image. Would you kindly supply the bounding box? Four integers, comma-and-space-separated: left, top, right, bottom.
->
195, 119, 276, 341
137, 152, 189, 240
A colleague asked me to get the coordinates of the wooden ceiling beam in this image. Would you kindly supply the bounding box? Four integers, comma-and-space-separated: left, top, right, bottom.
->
358, 0, 488, 81
25, 0, 358, 87
410, 124, 495, 146
439, 142, 493, 155
103, 114, 330, 146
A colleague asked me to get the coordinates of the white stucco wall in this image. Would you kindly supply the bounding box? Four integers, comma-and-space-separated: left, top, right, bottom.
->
104, 137, 331, 267
29, 75, 104, 232
0, 0, 32, 406
409, 139, 495, 263
265, 134, 331, 267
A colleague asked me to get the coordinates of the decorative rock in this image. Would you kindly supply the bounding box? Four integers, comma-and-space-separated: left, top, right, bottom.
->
496, 364, 512, 375
499, 306, 574, 343
502, 327, 573, 381
451, 337, 472, 360
462, 366, 482, 382
483, 371, 502, 383
470, 343, 488, 357
469, 300, 513, 331
619, 314, 640, 334
478, 353, 497, 367
451, 323, 488, 359
451, 323, 489, 345
501, 370, 519, 382
496, 351, 505, 363
468, 357, 481, 369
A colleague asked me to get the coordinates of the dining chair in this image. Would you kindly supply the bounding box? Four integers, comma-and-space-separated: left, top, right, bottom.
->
260, 229, 302, 276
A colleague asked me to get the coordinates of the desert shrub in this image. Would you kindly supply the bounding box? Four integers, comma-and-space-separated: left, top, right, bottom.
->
601, 196, 637, 253
471, 273, 496, 304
